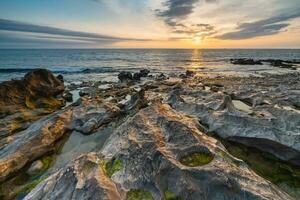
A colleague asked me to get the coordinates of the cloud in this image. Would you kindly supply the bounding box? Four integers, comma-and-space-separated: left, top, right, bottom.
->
217, 10, 300, 40
0, 19, 149, 42
155, 0, 217, 39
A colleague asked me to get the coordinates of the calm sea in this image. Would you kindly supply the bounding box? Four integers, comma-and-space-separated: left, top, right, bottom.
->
0, 49, 299, 83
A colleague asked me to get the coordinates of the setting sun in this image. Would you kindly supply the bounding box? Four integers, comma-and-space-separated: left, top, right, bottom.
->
193, 36, 201, 44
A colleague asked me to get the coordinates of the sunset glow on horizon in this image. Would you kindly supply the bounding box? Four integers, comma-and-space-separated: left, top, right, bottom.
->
0, 0, 299, 49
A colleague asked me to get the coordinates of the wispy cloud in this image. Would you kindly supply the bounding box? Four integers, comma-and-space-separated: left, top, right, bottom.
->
155, 0, 218, 39
217, 10, 300, 40
0, 19, 149, 42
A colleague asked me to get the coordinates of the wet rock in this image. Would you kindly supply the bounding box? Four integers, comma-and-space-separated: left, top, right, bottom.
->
230, 58, 263, 65
63, 92, 73, 102
269, 60, 296, 70
155, 73, 168, 81
139, 69, 150, 77
132, 72, 141, 81
25, 102, 291, 200
186, 70, 195, 77
27, 160, 44, 175
118, 71, 133, 82
132, 69, 150, 81
56, 74, 64, 83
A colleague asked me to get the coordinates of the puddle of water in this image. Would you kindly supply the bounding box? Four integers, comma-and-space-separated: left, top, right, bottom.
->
222, 139, 300, 198
65, 90, 80, 107
47, 126, 112, 174
232, 100, 252, 114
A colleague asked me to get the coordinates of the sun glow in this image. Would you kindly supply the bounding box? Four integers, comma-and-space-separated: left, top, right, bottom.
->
193, 36, 201, 44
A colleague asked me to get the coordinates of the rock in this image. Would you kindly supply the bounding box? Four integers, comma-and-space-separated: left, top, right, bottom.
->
186, 70, 195, 77
24, 153, 122, 200
155, 73, 167, 81
132, 69, 150, 81
63, 92, 73, 102
56, 74, 64, 83
168, 74, 300, 167
132, 72, 141, 81
27, 160, 44, 175
230, 58, 263, 65
139, 69, 150, 77
0, 108, 73, 183
0, 69, 65, 138
269, 60, 296, 70
25, 102, 291, 200
118, 71, 133, 82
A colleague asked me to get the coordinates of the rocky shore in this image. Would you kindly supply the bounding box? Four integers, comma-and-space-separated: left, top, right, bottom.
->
0, 68, 299, 199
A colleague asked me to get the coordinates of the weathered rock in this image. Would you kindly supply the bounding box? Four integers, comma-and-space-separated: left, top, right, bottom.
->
0, 69, 65, 138
168, 74, 300, 167
27, 160, 44, 175
118, 71, 133, 82
0, 108, 72, 183
70, 98, 121, 135
24, 153, 122, 200
25, 102, 291, 200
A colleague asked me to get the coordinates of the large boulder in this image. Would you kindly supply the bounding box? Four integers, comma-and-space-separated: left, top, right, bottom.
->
0, 69, 65, 138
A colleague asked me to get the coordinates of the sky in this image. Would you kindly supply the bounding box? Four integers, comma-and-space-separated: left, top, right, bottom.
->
0, 0, 300, 48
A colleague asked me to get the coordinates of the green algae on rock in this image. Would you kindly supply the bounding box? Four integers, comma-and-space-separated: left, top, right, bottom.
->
180, 152, 214, 167
222, 140, 300, 199
101, 159, 122, 178
164, 191, 183, 200
126, 189, 153, 200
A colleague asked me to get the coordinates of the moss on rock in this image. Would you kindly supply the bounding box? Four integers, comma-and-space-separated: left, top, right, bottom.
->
180, 152, 214, 167
101, 159, 122, 178
164, 191, 183, 200
126, 189, 153, 200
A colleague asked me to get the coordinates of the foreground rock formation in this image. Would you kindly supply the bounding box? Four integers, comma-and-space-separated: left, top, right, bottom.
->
25, 102, 291, 200
0, 69, 300, 199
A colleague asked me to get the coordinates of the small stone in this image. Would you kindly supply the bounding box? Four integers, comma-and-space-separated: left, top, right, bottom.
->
186, 70, 195, 77
63, 92, 73, 102
27, 160, 44, 175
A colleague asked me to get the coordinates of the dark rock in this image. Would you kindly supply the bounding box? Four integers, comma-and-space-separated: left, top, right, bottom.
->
186, 70, 195, 77
118, 71, 133, 82
56, 74, 64, 83
156, 73, 167, 81
230, 58, 263, 65
179, 73, 187, 79
139, 69, 150, 77
132, 69, 150, 81
132, 72, 141, 81
63, 92, 73, 102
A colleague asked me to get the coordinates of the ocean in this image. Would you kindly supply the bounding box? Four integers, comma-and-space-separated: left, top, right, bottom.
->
0, 49, 299, 83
